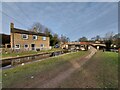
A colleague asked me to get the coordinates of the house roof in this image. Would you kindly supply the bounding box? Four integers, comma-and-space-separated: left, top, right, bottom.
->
67, 42, 80, 45
11, 28, 48, 37
80, 42, 89, 45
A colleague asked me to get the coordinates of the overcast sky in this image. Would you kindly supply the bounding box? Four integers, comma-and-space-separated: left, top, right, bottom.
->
1, 2, 118, 41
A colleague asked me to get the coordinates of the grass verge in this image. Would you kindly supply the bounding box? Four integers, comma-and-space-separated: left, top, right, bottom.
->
2, 51, 89, 88
2, 48, 63, 59
60, 51, 118, 88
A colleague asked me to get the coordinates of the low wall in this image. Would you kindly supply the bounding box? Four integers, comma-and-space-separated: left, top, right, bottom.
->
1, 50, 68, 67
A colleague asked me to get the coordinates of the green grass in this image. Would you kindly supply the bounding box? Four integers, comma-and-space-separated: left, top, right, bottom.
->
2, 51, 88, 88
60, 51, 118, 88
96, 51, 118, 88
2, 48, 63, 59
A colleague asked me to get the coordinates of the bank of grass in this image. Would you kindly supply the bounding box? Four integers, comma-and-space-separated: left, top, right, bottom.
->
2, 51, 89, 88
60, 51, 118, 88
2, 48, 63, 59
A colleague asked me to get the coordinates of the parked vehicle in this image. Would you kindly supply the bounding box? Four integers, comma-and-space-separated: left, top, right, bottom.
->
110, 49, 118, 52
54, 44, 60, 48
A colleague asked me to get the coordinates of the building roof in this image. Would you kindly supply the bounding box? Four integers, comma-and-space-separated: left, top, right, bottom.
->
67, 42, 80, 45
80, 42, 89, 45
11, 28, 48, 37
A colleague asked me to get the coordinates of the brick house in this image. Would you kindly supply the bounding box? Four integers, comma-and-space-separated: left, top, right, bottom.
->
10, 23, 50, 51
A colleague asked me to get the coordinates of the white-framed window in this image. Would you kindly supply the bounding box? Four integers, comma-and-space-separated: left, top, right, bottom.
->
22, 34, 28, 39
40, 44, 44, 47
15, 44, 20, 49
24, 44, 29, 48
33, 35, 38, 40
42, 36, 46, 41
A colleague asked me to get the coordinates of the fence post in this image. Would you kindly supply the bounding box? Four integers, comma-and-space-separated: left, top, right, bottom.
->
11, 59, 14, 66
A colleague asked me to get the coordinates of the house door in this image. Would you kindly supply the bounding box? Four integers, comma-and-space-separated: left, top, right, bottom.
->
31, 44, 35, 50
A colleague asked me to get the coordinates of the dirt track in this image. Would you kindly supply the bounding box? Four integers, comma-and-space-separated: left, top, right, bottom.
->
24, 46, 97, 88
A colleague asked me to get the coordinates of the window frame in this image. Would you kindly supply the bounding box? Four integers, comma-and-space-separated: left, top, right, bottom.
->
15, 44, 20, 49
42, 36, 46, 41
22, 34, 28, 39
33, 35, 38, 40
24, 44, 29, 48
40, 44, 44, 48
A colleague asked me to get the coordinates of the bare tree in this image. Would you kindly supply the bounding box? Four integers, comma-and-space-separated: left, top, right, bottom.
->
60, 34, 70, 43
30, 22, 43, 33
105, 32, 114, 40
104, 32, 114, 51
44, 27, 51, 36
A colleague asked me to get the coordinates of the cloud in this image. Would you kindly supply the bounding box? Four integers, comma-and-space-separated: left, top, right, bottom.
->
66, 3, 117, 35
2, 2, 118, 41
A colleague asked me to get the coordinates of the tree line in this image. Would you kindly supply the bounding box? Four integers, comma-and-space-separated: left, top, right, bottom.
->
29, 22, 119, 50
29, 22, 70, 47
78, 32, 120, 50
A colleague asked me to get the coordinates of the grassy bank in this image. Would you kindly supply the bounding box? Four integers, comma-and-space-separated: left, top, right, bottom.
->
2, 48, 63, 59
2, 51, 89, 88
60, 51, 118, 88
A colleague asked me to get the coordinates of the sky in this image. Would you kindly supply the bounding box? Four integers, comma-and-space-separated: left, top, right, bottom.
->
1, 2, 118, 41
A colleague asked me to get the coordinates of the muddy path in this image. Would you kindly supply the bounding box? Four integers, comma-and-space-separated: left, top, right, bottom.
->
22, 46, 97, 88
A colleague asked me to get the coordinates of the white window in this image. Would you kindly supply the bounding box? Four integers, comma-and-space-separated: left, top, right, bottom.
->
15, 44, 20, 49
22, 34, 28, 39
33, 35, 37, 40
40, 44, 44, 47
24, 44, 29, 48
42, 36, 46, 41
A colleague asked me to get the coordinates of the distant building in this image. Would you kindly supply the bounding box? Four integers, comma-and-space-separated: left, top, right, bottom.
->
91, 40, 106, 50
61, 41, 89, 51
79, 42, 89, 50
10, 23, 50, 51
0, 34, 10, 48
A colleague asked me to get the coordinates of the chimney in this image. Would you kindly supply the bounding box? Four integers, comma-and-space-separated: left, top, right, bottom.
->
33, 27, 37, 33
10, 23, 14, 29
